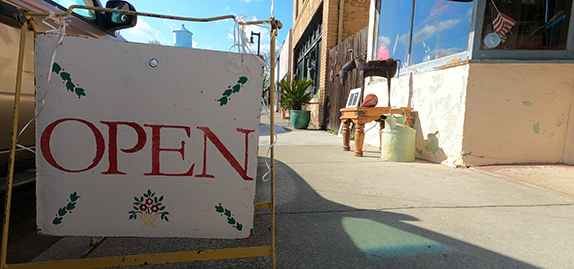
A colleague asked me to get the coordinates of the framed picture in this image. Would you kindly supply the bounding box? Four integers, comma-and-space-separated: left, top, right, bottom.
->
345, 88, 361, 108
338, 88, 361, 137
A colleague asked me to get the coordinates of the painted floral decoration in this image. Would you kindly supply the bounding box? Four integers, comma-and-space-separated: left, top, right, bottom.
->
129, 189, 169, 223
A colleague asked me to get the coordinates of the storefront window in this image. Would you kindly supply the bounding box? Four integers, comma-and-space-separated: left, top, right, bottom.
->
411, 0, 474, 65
480, 0, 572, 50
376, 0, 414, 66
376, 0, 474, 67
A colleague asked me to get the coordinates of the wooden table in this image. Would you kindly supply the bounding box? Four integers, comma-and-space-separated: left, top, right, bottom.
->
340, 107, 413, 156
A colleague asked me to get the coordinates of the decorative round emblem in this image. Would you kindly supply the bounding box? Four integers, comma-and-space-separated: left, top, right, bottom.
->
484, 32, 501, 49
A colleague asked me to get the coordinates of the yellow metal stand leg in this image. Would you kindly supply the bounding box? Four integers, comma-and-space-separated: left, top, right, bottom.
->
1, 21, 28, 269
269, 27, 277, 269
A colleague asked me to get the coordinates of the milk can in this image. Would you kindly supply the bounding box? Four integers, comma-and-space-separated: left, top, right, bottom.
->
380, 114, 416, 162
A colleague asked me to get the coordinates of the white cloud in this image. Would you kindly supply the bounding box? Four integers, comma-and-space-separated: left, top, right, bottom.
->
431, 47, 465, 57
378, 36, 392, 46
192, 41, 198, 48
412, 19, 460, 44
123, 18, 169, 44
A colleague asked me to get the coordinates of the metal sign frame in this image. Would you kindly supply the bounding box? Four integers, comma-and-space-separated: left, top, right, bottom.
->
1, 5, 279, 269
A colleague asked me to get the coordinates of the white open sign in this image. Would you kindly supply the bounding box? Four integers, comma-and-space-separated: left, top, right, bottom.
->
34, 34, 263, 238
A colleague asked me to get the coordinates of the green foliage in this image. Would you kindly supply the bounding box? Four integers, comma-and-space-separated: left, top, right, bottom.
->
277, 78, 314, 111
52, 192, 80, 225
53, 217, 62, 225
219, 76, 247, 106
215, 203, 243, 232
52, 63, 61, 74
326, 129, 338, 135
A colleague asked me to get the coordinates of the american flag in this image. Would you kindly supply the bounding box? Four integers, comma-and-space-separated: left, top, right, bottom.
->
489, 0, 516, 43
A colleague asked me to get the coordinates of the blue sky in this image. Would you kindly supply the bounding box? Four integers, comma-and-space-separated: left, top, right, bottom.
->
104, 0, 293, 54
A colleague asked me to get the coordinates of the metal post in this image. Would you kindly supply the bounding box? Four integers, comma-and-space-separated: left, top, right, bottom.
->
1, 21, 28, 269
269, 26, 277, 269
250, 31, 261, 55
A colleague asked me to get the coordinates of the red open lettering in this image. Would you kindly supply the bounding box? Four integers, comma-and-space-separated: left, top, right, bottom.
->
195, 127, 255, 180
100, 121, 147, 175
40, 118, 105, 173
143, 124, 194, 176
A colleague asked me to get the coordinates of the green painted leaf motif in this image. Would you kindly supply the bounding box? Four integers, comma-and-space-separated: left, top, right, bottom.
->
147, 189, 152, 196
133, 214, 137, 220
144, 193, 149, 198
154, 197, 158, 203
60, 72, 71, 81
75, 88, 86, 98
52, 63, 61, 74
223, 89, 232, 96
53, 217, 62, 225
236, 223, 243, 231
159, 196, 164, 201
66, 202, 76, 210
215, 205, 224, 212
58, 207, 67, 216
134, 197, 139, 202
129, 215, 134, 220
70, 192, 78, 202
140, 197, 144, 202
219, 97, 228, 106
232, 84, 240, 93
238, 76, 248, 84
224, 209, 231, 217
66, 81, 75, 92
159, 206, 165, 211
133, 206, 139, 211
227, 217, 235, 225
165, 216, 169, 222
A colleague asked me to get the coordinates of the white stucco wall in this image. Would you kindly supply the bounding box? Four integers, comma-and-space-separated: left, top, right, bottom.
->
364, 65, 469, 166
363, 63, 574, 167
462, 63, 574, 166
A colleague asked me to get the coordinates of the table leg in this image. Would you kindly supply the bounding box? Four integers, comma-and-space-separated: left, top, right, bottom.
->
342, 120, 351, 151
354, 123, 365, 157
379, 130, 382, 151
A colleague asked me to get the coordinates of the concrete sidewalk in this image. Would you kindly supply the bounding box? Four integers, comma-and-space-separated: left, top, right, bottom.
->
27, 108, 574, 268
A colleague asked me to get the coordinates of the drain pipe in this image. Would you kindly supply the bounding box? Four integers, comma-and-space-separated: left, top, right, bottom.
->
338, 0, 344, 43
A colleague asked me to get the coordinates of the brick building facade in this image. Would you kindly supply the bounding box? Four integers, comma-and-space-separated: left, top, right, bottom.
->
291, 0, 369, 128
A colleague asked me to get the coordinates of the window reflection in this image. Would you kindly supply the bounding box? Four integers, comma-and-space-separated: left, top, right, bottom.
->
481, 0, 571, 50
48, 0, 97, 20
411, 0, 474, 65
376, 0, 474, 67
376, 0, 413, 66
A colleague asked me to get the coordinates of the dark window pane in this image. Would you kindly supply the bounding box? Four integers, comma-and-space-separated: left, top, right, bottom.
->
411, 0, 474, 65
481, 0, 571, 50
376, 0, 414, 66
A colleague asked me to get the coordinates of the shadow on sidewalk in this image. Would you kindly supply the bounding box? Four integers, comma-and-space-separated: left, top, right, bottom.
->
258, 157, 538, 268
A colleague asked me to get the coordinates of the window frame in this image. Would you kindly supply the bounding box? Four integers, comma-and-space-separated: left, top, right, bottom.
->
293, 8, 323, 97
43, 0, 105, 30
369, 0, 574, 76
470, 0, 574, 61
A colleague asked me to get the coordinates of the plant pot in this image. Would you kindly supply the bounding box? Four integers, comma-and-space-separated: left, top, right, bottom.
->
290, 110, 310, 129
281, 108, 290, 119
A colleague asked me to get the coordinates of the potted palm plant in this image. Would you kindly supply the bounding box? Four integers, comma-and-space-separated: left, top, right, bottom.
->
278, 78, 314, 129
